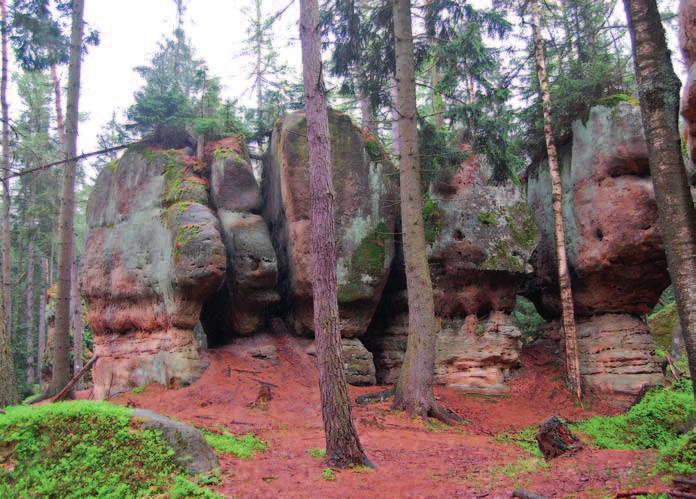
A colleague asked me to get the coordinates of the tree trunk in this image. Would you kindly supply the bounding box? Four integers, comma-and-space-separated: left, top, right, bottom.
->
38, 256, 47, 386
299, 0, 370, 468
626, 0, 696, 394
51, 65, 66, 151
1, 0, 10, 340
0, 279, 16, 407
431, 64, 444, 128
390, 75, 400, 160
70, 255, 82, 390
48, 0, 85, 397
391, 0, 458, 423
25, 239, 34, 385
530, 0, 582, 400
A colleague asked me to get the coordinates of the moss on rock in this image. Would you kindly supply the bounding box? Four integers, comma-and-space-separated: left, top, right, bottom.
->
338, 222, 391, 303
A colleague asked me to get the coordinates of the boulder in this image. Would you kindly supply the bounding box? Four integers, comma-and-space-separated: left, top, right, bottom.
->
134, 409, 220, 474
262, 110, 398, 337
82, 148, 227, 398
428, 155, 538, 317
576, 314, 663, 407
525, 104, 666, 405
304, 337, 377, 386
526, 103, 670, 317
366, 155, 533, 394
201, 139, 280, 339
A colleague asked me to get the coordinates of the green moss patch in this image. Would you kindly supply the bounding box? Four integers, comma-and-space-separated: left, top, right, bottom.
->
422, 192, 443, 245
0, 401, 220, 498
202, 430, 266, 459
338, 222, 390, 302
494, 426, 543, 458
595, 93, 639, 108
648, 302, 679, 352
572, 380, 695, 475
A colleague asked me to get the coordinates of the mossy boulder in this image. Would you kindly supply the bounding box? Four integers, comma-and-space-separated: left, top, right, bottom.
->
83, 147, 226, 399
262, 109, 399, 337
428, 154, 538, 317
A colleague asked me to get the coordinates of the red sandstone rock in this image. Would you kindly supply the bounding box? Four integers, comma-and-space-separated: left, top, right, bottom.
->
262, 110, 399, 338
82, 148, 227, 398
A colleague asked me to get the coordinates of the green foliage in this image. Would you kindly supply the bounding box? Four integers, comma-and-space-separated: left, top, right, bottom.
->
418, 120, 467, 185
573, 381, 695, 476
131, 386, 145, 394
337, 223, 391, 302
595, 93, 639, 108
495, 426, 544, 458
512, 296, 545, 345
422, 192, 443, 245
648, 301, 679, 352
322, 468, 336, 481
201, 430, 266, 459
478, 210, 497, 225
657, 431, 696, 476
0, 402, 217, 498
308, 447, 326, 459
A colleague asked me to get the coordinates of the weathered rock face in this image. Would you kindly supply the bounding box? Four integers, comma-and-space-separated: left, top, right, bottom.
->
83, 148, 227, 398
203, 139, 280, 339
680, 0, 696, 201
527, 104, 670, 317
576, 314, 662, 407
262, 110, 399, 338
526, 103, 665, 404
366, 156, 536, 394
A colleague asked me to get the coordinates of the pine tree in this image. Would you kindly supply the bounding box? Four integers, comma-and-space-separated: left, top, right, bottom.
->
47, 0, 85, 397
299, 0, 371, 468
625, 0, 696, 396
530, 0, 582, 400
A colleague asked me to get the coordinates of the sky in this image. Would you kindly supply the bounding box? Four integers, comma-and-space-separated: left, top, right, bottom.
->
8, 0, 684, 181
76, 0, 301, 168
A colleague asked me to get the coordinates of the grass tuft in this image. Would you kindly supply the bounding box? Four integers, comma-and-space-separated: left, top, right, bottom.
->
202, 430, 266, 459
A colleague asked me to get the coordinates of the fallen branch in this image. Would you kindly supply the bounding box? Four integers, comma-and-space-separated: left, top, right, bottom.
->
52, 355, 99, 402
355, 388, 395, 405
613, 491, 695, 499
3, 141, 145, 180
512, 489, 548, 499
665, 353, 683, 381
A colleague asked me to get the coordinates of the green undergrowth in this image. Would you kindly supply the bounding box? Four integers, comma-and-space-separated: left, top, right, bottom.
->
573, 380, 695, 476
0, 401, 220, 498
495, 426, 543, 458
308, 447, 326, 459
202, 430, 266, 459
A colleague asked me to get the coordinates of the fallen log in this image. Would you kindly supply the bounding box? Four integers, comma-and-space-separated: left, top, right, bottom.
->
512, 489, 548, 499
52, 355, 99, 402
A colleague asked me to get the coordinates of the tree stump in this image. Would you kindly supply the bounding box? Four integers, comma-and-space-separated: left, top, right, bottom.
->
535, 416, 582, 459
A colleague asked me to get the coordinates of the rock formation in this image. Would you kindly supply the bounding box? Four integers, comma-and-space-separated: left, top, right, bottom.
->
82, 148, 227, 398
526, 103, 666, 407
681, 0, 696, 202
366, 155, 537, 394
262, 110, 399, 339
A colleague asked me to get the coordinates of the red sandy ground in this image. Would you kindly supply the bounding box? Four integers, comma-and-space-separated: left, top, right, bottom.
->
102, 337, 667, 499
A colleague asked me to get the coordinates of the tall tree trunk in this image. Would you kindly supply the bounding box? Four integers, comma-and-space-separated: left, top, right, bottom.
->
1, 0, 10, 340
626, 0, 696, 394
299, 0, 370, 468
51, 65, 66, 151
530, 0, 582, 400
431, 64, 444, 128
359, 91, 376, 134
0, 280, 16, 407
48, 0, 85, 397
37, 256, 47, 388
255, 0, 264, 140
390, 75, 400, 160
0, 0, 16, 409
25, 240, 34, 385
70, 255, 82, 390
391, 0, 458, 423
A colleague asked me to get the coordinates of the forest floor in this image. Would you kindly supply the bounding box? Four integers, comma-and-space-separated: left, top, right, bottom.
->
93, 335, 669, 499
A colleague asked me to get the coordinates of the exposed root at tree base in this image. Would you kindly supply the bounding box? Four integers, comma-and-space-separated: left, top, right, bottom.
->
391, 396, 464, 426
